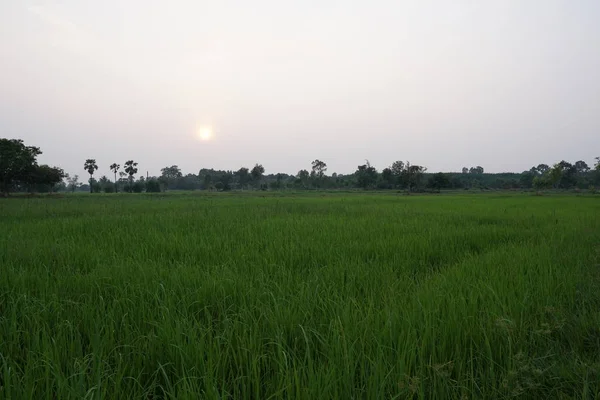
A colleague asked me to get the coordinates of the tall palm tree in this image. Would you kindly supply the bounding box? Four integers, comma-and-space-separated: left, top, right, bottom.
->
124, 160, 138, 192
84, 159, 98, 194
110, 163, 121, 193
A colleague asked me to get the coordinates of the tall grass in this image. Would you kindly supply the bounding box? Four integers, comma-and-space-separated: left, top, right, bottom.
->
0, 193, 599, 399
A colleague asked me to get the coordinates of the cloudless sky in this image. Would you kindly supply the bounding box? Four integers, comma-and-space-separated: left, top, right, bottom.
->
1, 0, 599, 177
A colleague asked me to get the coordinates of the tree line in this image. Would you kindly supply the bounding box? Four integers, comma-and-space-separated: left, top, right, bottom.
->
1, 137, 599, 195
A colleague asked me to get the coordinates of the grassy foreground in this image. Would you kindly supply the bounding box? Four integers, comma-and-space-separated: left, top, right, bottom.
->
0, 192, 599, 399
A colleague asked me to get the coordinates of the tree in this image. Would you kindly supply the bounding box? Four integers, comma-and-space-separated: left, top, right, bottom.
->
296, 169, 310, 188
28, 165, 65, 192
311, 159, 327, 187
0, 138, 42, 195
427, 172, 450, 191
251, 164, 265, 187
381, 168, 394, 187
236, 167, 251, 189
98, 175, 113, 193
203, 174, 213, 190
160, 165, 182, 190
574, 160, 590, 174
356, 161, 378, 189
519, 171, 535, 188
548, 164, 564, 189
390, 161, 407, 188
391, 161, 405, 177
462, 167, 469, 174
110, 163, 121, 192
124, 160, 138, 192
406, 164, 427, 192
537, 164, 550, 174
533, 175, 551, 191
67, 174, 80, 192
146, 179, 161, 193
84, 159, 99, 194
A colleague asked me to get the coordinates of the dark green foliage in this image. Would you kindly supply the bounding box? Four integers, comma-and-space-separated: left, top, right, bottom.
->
428, 172, 451, 190
355, 161, 378, 189
0, 138, 42, 194
132, 181, 144, 193
145, 179, 161, 192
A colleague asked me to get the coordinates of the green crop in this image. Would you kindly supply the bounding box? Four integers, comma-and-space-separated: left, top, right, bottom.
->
1, 192, 599, 399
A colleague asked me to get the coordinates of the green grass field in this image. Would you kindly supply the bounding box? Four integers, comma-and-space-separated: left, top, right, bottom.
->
1, 192, 599, 399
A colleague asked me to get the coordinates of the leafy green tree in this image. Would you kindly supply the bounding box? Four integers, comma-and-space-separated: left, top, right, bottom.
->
533, 175, 551, 190
251, 164, 265, 187
427, 172, 450, 190
84, 159, 99, 193
160, 165, 182, 190
28, 165, 65, 192
296, 169, 310, 188
311, 159, 327, 187
391, 161, 405, 176
548, 164, 564, 189
203, 174, 213, 190
537, 164, 550, 174
124, 160, 138, 191
574, 160, 589, 173
146, 179, 161, 192
381, 167, 394, 187
519, 171, 535, 188
98, 175, 113, 193
110, 163, 121, 192
390, 161, 407, 187
67, 174, 80, 192
236, 167, 251, 189
0, 138, 42, 195
356, 161, 378, 189
405, 163, 427, 192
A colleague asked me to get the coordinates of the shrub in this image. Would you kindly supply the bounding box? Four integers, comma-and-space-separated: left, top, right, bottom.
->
146, 179, 161, 193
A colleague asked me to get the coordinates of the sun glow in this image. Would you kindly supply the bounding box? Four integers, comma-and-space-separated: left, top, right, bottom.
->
197, 126, 214, 141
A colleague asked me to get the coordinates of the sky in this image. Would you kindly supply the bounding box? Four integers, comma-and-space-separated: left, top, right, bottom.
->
1, 0, 599, 177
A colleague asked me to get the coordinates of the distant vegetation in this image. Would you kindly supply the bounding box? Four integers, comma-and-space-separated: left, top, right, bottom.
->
1, 137, 599, 194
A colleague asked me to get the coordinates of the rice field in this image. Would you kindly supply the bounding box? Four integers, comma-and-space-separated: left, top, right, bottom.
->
0, 192, 599, 399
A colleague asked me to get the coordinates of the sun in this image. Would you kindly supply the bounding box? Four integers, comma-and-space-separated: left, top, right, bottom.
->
197, 126, 214, 141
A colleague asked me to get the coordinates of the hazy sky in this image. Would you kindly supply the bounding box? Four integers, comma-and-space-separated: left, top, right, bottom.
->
1, 1, 599, 177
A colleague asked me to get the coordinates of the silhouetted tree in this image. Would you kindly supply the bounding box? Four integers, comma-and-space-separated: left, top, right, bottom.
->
110, 163, 120, 192
161, 165, 182, 190
427, 172, 450, 191
124, 160, 138, 192
356, 161, 378, 189
84, 159, 98, 194
0, 138, 42, 195
311, 159, 327, 187
251, 164, 265, 187
296, 169, 310, 188
236, 167, 251, 189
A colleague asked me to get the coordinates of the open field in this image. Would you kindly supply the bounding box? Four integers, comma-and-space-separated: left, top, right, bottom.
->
0, 192, 599, 399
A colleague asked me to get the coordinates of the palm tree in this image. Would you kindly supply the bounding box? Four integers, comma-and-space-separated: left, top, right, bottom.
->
110, 163, 121, 192
124, 160, 138, 192
84, 159, 98, 193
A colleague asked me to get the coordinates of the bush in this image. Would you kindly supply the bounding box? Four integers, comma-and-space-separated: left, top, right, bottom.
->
132, 182, 144, 193
146, 179, 161, 193
104, 184, 115, 193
